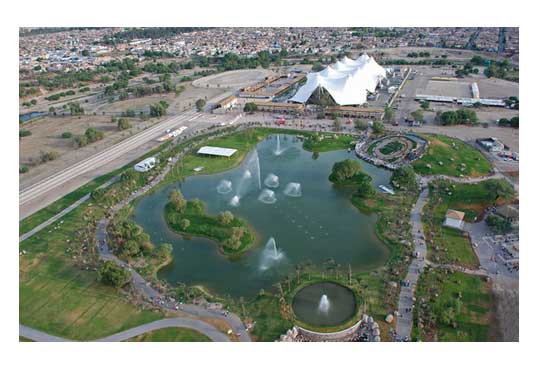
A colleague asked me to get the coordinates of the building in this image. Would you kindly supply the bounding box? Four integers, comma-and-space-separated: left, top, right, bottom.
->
197, 146, 237, 158
134, 157, 156, 172
477, 137, 505, 153
443, 209, 466, 230
289, 54, 387, 106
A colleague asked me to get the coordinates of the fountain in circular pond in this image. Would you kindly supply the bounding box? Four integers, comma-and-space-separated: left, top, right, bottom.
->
292, 282, 356, 327
258, 189, 277, 204
217, 179, 233, 195
264, 173, 279, 188
259, 237, 285, 271
318, 294, 330, 314
283, 182, 302, 197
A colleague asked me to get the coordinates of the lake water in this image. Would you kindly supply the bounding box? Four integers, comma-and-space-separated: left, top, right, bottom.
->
133, 134, 391, 298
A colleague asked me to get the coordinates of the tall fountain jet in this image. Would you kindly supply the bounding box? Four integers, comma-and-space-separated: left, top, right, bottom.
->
259, 237, 284, 271
274, 135, 286, 156
318, 294, 330, 313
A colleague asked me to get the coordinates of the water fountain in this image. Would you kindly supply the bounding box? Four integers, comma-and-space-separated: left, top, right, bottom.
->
216, 179, 233, 194
318, 294, 330, 313
274, 135, 286, 156
283, 182, 302, 197
246, 150, 262, 190
229, 195, 240, 207
259, 237, 284, 271
264, 173, 279, 188
258, 189, 277, 204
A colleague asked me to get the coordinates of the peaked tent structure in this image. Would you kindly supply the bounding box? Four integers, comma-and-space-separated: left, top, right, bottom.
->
289, 54, 387, 106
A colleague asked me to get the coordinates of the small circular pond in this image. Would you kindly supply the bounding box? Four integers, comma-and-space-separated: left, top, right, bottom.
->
292, 282, 357, 327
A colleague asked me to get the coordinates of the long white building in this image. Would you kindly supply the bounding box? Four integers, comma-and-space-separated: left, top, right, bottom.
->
289, 54, 387, 106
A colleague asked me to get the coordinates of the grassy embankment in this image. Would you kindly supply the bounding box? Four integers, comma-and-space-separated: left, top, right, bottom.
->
413, 269, 493, 341
422, 179, 515, 268
126, 327, 211, 342
413, 134, 492, 177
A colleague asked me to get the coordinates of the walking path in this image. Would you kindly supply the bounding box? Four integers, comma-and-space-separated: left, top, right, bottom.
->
20, 318, 229, 342
19, 176, 120, 243
395, 171, 508, 341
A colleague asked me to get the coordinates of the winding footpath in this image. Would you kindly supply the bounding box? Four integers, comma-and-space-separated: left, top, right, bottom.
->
395, 171, 509, 341
20, 318, 229, 342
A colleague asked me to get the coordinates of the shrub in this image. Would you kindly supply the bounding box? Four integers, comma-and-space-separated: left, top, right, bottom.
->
117, 118, 131, 131
19, 130, 32, 138
19, 165, 29, 174
61, 131, 72, 138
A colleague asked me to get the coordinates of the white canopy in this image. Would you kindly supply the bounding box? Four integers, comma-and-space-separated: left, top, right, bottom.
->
289, 54, 387, 106
197, 146, 237, 157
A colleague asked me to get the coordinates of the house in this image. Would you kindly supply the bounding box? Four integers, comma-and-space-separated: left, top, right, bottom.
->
443, 209, 466, 230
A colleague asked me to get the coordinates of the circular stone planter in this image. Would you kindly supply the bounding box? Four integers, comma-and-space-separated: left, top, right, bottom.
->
292, 282, 357, 328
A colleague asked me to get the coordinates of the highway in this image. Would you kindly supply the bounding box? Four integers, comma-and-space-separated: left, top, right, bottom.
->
19, 109, 202, 210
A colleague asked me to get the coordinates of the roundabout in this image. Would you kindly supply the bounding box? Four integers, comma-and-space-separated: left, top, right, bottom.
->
359, 134, 428, 168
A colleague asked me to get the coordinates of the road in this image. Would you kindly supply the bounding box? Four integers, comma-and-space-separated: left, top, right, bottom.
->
19, 109, 202, 219
20, 318, 230, 342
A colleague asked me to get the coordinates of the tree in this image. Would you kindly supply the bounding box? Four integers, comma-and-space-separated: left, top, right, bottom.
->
384, 106, 395, 123
329, 159, 362, 183
355, 173, 375, 198
486, 214, 512, 234
117, 118, 131, 130
243, 102, 258, 113
155, 243, 173, 259
372, 121, 385, 134
485, 180, 514, 202
190, 198, 205, 214
392, 165, 417, 192
179, 218, 190, 231
354, 118, 368, 131
98, 261, 131, 288
333, 117, 342, 131
420, 100, 430, 110
223, 227, 245, 250
195, 98, 206, 112
411, 110, 424, 123
218, 211, 234, 225
170, 189, 187, 213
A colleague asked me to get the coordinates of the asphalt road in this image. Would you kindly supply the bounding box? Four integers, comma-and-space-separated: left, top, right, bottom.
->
19, 109, 202, 217
20, 318, 229, 342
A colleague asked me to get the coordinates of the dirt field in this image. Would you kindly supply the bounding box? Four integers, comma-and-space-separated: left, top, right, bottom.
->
192, 69, 273, 89
422, 80, 472, 98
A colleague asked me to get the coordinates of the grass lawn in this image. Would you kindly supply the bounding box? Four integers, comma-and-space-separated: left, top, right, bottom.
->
126, 327, 211, 342
422, 179, 514, 268
414, 269, 493, 341
20, 184, 164, 341
379, 140, 404, 155
302, 132, 356, 152
413, 134, 492, 177
244, 294, 292, 342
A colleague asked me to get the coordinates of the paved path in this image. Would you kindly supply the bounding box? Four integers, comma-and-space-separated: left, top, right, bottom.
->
19, 176, 120, 243
395, 184, 428, 340
20, 318, 229, 342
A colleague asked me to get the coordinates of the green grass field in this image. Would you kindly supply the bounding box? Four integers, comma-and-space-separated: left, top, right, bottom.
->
20, 205, 164, 340
302, 133, 356, 152
379, 140, 404, 155
422, 178, 514, 268
413, 134, 492, 177
126, 327, 211, 342
414, 269, 492, 341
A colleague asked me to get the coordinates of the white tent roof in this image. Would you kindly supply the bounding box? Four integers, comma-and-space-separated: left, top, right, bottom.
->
289, 54, 387, 106
197, 146, 237, 157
